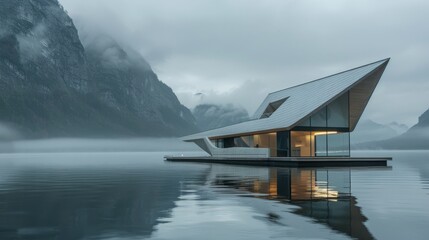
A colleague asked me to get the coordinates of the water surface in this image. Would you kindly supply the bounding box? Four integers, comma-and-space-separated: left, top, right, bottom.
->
0, 150, 428, 239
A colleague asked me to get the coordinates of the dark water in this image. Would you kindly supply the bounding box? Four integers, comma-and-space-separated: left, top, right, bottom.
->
0, 151, 428, 240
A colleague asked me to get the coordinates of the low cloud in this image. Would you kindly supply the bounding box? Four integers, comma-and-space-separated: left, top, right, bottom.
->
17, 23, 49, 62
60, 0, 429, 126
0, 123, 20, 141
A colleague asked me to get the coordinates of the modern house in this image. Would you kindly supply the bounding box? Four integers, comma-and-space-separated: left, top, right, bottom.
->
181, 59, 389, 159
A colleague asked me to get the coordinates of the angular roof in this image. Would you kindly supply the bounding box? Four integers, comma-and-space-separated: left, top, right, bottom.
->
182, 59, 389, 141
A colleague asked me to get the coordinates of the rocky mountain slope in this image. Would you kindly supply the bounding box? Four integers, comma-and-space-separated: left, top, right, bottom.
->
0, 0, 196, 138
193, 104, 249, 131
84, 34, 196, 136
356, 108, 429, 149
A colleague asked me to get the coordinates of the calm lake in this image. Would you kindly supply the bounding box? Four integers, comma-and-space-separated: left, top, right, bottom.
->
0, 150, 428, 240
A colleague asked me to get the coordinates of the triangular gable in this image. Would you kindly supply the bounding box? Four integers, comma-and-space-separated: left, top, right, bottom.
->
286, 60, 389, 130
182, 59, 389, 141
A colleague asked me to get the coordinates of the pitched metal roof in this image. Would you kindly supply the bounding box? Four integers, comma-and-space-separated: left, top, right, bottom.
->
182, 59, 389, 141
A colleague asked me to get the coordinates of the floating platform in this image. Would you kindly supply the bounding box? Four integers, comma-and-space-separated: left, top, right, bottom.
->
164, 156, 391, 167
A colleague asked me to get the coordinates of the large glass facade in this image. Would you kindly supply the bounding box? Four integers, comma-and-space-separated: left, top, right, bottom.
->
296, 92, 349, 129
290, 131, 350, 157
215, 133, 278, 156
212, 92, 350, 157
213, 130, 349, 157
290, 92, 350, 157
254, 133, 277, 157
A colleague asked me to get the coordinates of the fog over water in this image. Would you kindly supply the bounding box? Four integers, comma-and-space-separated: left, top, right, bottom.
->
0, 123, 20, 141
0, 138, 200, 153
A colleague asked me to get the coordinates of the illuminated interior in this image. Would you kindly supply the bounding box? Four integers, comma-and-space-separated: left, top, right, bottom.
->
211, 91, 351, 157
253, 133, 277, 157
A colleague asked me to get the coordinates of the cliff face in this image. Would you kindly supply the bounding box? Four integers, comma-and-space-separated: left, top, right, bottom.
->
84, 35, 196, 136
0, 0, 196, 137
0, 0, 88, 92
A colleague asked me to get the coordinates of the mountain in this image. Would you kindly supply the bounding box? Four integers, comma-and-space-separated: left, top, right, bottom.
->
193, 104, 249, 131
351, 120, 408, 144
415, 107, 429, 128
83, 34, 196, 136
387, 122, 408, 135
357, 108, 429, 149
0, 0, 196, 138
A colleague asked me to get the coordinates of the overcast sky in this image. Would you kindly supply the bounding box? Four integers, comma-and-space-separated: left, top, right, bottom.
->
60, 0, 429, 126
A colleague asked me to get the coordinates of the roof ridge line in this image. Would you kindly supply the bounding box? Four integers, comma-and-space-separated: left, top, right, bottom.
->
267, 58, 390, 96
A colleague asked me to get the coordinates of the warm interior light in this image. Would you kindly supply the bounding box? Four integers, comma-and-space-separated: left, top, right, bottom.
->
314, 131, 338, 136
312, 186, 339, 199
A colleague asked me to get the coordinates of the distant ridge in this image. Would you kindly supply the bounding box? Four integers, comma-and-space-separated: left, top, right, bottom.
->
351, 120, 408, 144
356, 107, 429, 150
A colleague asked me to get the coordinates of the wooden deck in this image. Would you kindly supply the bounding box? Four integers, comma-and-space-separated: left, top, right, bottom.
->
164, 156, 391, 167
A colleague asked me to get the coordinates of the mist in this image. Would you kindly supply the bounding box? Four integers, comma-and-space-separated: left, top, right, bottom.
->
0, 138, 200, 153
60, 0, 429, 127
0, 123, 20, 141
17, 23, 48, 61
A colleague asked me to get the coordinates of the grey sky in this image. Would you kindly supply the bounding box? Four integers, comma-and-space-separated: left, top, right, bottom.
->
60, 0, 429, 126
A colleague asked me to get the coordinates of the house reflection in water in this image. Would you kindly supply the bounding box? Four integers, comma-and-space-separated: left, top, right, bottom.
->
209, 166, 374, 240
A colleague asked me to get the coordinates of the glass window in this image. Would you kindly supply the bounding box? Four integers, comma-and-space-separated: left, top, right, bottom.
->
327, 92, 349, 128
291, 131, 312, 157
268, 133, 277, 157
296, 117, 311, 127
254, 133, 277, 157
243, 136, 253, 147
290, 131, 350, 157
314, 131, 327, 156
276, 131, 289, 157
311, 106, 327, 127
327, 132, 350, 156
254, 134, 269, 148
216, 139, 224, 148
224, 137, 234, 148
234, 136, 253, 147
233, 137, 243, 147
